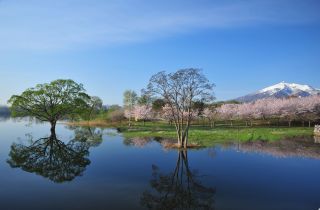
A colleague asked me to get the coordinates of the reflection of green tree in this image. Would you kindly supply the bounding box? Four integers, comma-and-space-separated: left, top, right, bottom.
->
7, 130, 92, 183
141, 150, 215, 210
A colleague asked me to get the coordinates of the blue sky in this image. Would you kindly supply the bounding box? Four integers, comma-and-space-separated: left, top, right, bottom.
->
0, 0, 320, 105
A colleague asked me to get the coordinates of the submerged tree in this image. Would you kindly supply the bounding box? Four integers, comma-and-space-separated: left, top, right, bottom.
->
7, 132, 91, 183
8, 79, 91, 133
146, 69, 215, 148
141, 150, 215, 209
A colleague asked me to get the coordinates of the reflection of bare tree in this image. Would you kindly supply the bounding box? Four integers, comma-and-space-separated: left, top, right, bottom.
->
7, 130, 91, 183
236, 137, 320, 159
141, 150, 215, 210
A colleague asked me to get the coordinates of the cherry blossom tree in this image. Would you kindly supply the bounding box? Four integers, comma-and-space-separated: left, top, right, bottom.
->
279, 98, 299, 127
211, 95, 320, 127
162, 104, 175, 125
124, 109, 134, 121
203, 107, 218, 128
296, 95, 320, 127
133, 105, 153, 125
217, 104, 238, 126
237, 102, 255, 126
162, 104, 198, 126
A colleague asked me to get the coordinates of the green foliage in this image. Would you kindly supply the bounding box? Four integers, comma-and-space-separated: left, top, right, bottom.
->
108, 104, 122, 112
8, 79, 90, 125
192, 100, 206, 115
123, 90, 138, 108
152, 98, 166, 111
81, 96, 103, 121
138, 93, 152, 106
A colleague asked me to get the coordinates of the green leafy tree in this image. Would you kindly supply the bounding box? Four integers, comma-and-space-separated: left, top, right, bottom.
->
8, 79, 90, 133
123, 90, 138, 126
82, 96, 103, 121
138, 93, 152, 106
152, 98, 166, 112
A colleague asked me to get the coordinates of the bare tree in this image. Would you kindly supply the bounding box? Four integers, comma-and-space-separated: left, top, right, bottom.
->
146, 69, 214, 148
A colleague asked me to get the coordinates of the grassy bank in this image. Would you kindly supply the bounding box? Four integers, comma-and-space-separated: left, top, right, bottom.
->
122, 124, 313, 147
68, 120, 314, 147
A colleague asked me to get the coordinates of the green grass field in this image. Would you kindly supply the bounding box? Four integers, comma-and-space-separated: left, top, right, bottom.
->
119, 122, 314, 147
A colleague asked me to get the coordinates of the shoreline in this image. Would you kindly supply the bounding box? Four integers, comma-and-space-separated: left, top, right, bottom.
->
65, 120, 314, 147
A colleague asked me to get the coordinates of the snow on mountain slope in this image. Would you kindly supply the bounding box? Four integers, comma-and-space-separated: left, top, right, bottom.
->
235, 82, 320, 102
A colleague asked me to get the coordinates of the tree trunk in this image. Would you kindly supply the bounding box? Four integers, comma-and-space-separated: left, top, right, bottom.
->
128, 112, 132, 127
183, 129, 189, 149
176, 125, 182, 147
288, 121, 291, 127
309, 121, 311, 128
50, 121, 56, 135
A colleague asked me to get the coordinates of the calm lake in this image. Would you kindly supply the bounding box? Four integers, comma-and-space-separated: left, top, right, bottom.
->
0, 118, 320, 210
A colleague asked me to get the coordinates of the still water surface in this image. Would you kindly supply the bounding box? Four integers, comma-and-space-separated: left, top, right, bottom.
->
0, 119, 320, 210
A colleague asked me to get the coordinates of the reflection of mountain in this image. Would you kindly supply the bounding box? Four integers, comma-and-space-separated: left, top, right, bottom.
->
141, 150, 215, 210
7, 128, 101, 183
233, 137, 320, 159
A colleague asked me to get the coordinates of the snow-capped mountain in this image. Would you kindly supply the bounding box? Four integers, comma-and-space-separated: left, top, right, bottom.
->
235, 82, 320, 102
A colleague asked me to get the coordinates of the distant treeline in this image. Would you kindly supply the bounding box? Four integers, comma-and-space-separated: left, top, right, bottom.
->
0, 106, 11, 117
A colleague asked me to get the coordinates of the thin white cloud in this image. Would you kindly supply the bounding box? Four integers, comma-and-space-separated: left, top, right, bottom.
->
0, 0, 319, 51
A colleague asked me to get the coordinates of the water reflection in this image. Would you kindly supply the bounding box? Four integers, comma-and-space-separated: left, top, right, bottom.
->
68, 126, 103, 147
123, 137, 152, 148
141, 150, 215, 210
229, 137, 320, 159
6, 128, 101, 183
314, 135, 320, 144
0, 116, 10, 122
123, 137, 183, 150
